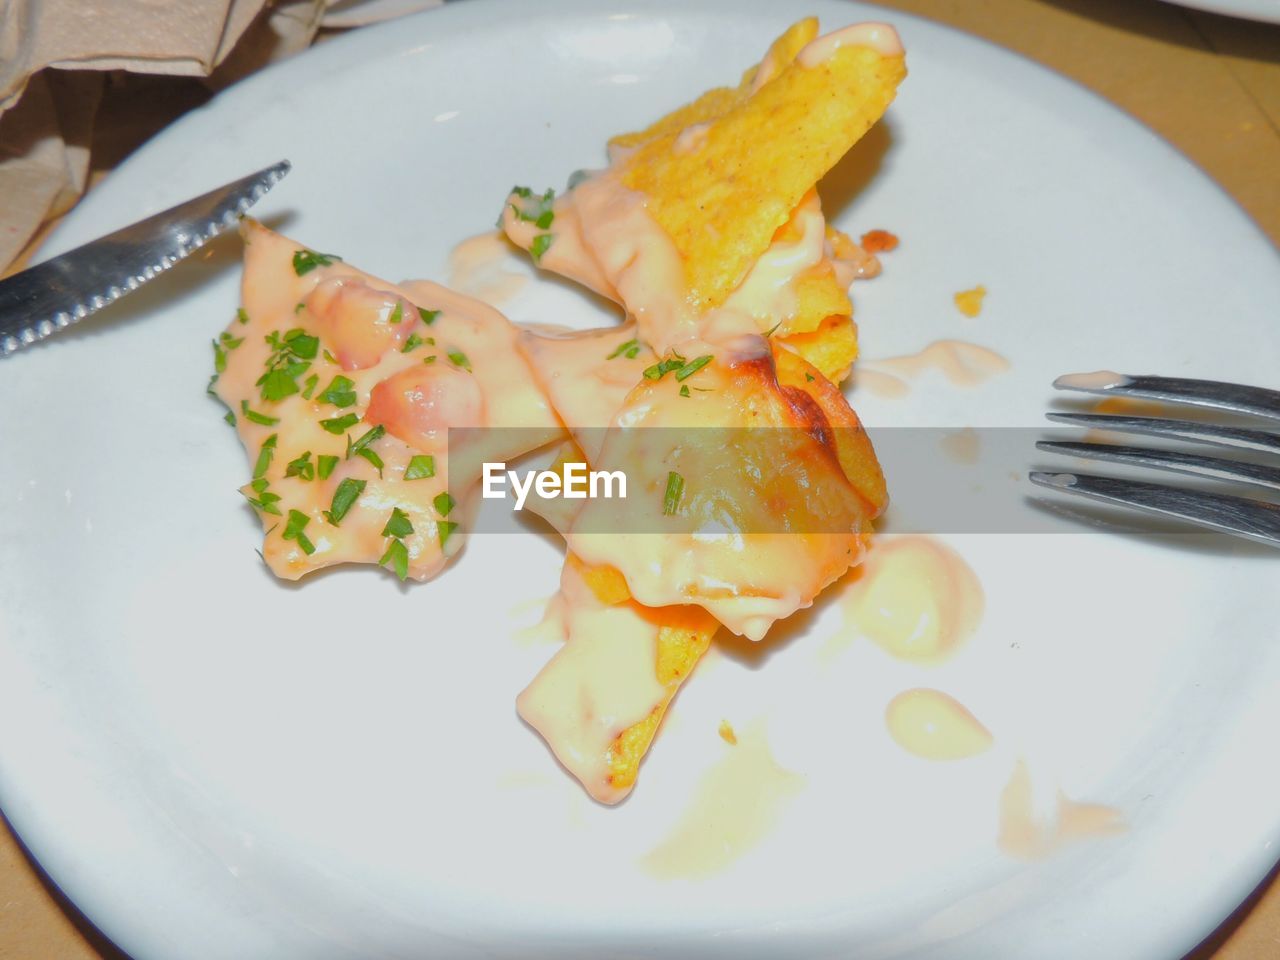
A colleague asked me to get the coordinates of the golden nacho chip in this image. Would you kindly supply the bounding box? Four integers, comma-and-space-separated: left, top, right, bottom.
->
608, 17, 820, 151
619, 27, 906, 312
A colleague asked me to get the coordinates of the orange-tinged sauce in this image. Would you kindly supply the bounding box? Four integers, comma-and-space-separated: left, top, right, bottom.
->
885, 688, 993, 760
447, 231, 527, 304
797, 21, 904, 66
838, 536, 984, 663
641, 722, 803, 879
998, 760, 1126, 860
853, 368, 909, 398
866, 340, 1010, 387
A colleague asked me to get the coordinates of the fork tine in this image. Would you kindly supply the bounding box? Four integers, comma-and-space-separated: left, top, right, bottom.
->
1029, 471, 1280, 546
1036, 441, 1280, 493
1045, 413, 1280, 456
1053, 372, 1280, 422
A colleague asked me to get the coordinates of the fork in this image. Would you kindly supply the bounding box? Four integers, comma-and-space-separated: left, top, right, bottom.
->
1030, 372, 1280, 547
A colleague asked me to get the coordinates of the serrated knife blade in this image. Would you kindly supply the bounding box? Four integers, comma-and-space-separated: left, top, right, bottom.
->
0, 160, 291, 358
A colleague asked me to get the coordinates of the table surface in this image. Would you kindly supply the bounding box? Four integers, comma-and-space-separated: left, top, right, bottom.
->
1, 0, 1277, 957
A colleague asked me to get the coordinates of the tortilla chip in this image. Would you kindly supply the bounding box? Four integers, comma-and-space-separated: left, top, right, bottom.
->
620, 34, 906, 311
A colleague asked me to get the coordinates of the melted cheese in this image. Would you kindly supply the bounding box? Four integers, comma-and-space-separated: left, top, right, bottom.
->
215, 220, 561, 581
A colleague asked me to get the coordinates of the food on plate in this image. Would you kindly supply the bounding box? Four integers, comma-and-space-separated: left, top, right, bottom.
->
500, 18, 905, 380
954, 284, 988, 317
210, 219, 560, 581
212, 16, 905, 801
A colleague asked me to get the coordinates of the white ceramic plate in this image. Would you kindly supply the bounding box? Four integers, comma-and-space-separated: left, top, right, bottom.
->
1158, 0, 1280, 24
2, 1, 1279, 957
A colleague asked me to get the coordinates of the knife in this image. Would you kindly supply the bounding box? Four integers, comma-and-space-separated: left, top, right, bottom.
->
0, 160, 291, 357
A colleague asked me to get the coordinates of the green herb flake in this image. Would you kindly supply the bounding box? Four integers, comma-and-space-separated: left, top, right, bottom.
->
282, 509, 315, 555
402, 332, 425, 353
643, 354, 686, 382
237, 308, 250, 325
241, 400, 280, 426
529, 233, 554, 263
324, 349, 339, 365
447, 349, 471, 371
663, 471, 684, 516
258, 368, 301, 402
438, 520, 459, 547
301, 373, 320, 400
674, 355, 713, 382
511, 187, 556, 228
379, 537, 409, 581
325, 478, 366, 526
319, 412, 360, 434
382, 507, 414, 539
433, 492, 455, 517
285, 451, 315, 481
212, 340, 227, 374
405, 455, 436, 480
292, 249, 341, 276
223, 410, 236, 426
418, 308, 440, 325
805, 372, 816, 382
284, 329, 319, 359
607, 338, 642, 361
423, 355, 438, 365
243, 485, 282, 516
219, 331, 244, 349
346, 424, 385, 459
317, 455, 339, 480
253, 434, 278, 479
679, 384, 691, 398
387, 301, 404, 326
319, 375, 357, 408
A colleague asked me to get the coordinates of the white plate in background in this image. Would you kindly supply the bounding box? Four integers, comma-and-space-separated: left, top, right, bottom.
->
1, 1, 1279, 957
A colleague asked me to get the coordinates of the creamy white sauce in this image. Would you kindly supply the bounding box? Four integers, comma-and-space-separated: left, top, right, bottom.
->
797, 22, 904, 67
516, 560, 667, 805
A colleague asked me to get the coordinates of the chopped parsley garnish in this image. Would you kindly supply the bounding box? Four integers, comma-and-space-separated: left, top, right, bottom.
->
317, 455, 339, 480
319, 412, 360, 434
213, 340, 227, 375
243, 481, 282, 516
529, 233, 554, 263
282, 509, 315, 555
237, 308, 250, 325
607, 338, 641, 360
388, 301, 403, 325
510, 186, 556, 229
379, 538, 409, 581
318, 375, 356, 408
283, 328, 319, 359
433, 492, 455, 517
764, 319, 785, 338
253, 434, 278, 479
679, 384, 690, 398
294, 302, 305, 314
438, 520, 459, 547
402, 332, 434, 353
405, 455, 436, 480
257, 327, 319, 402
381, 507, 414, 539
346, 424, 384, 459
346, 424, 385, 477
674, 355, 712, 382
241, 400, 279, 426
291, 249, 341, 276
285, 451, 314, 481
325, 478, 366, 525
643, 354, 686, 381
323, 349, 339, 365
805, 372, 816, 382
224, 411, 236, 426
418, 308, 440, 325
301, 373, 319, 399
567, 169, 590, 190
447, 349, 471, 371
423, 355, 438, 365
663, 471, 684, 516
